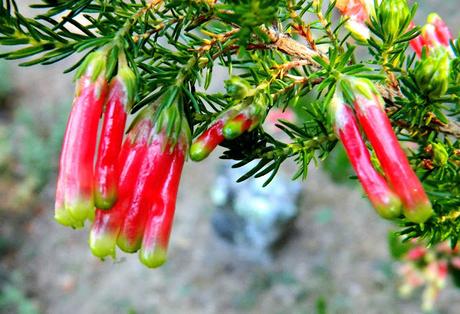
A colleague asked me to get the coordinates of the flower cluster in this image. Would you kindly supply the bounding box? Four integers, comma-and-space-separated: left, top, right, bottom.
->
55, 50, 190, 268
331, 77, 433, 223
398, 240, 460, 311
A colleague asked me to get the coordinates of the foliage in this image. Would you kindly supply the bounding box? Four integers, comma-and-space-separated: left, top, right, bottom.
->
0, 1, 458, 245
0, 272, 40, 314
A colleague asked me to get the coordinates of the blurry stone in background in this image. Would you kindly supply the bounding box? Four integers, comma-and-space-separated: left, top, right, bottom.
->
210, 108, 302, 262
211, 162, 302, 262
210, 161, 302, 262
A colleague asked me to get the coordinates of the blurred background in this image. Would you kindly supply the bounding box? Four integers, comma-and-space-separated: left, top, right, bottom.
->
1, 1, 459, 313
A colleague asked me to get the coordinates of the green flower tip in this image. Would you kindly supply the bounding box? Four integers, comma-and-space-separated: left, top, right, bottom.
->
66, 198, 94, 222
88, 230, 116, 259
427, 13, 441, 25
139, 247, 168, 269
403, 201, 434, 224
190, 139, 215, 161
54, 209, 84, 229
76, 50, 107, 81
374, 195, 402, 220
117, 235, 142, 254
94, 190, 117, 210
118, 65, 137, 107
222, 115, 251, 140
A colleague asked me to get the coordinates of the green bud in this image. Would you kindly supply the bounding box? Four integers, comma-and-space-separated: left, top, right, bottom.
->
432, 143, 449, 167
247, 93, 268, 130
415, 49, 450, 98
222, 114, 251, 140
225, 76, 252, 100
379, 0, 411, 42
345, 77, 383, 105
118, 64, 137, 109
190, 141, 211, 161
75, 50, 107, 81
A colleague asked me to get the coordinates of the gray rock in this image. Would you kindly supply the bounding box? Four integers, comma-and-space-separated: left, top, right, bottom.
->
210, 161, 302, 262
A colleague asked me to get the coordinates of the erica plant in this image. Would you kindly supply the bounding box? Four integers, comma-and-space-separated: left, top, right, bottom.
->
0, 0, 459, 271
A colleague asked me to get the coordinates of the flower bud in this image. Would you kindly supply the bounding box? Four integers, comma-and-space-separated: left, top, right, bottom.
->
378, 0, 411, 42
189, 120, 225, 161
222, 94, 266, 139
190, 94, 267, 161
225, 76, 252, 100
222, 113, 253, 140
432, 143, 449, 167
415, 49, 450, 97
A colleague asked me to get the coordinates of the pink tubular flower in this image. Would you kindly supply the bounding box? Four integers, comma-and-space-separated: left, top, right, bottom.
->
189, 119, 225, 161
55, 50, 108, 226
348, 78, 433, 223
139, 141, 186, 268
426, 13, 452, 48
190, 95, 266, 161
409, 22, 426, 58
116, 132, 173, 253
407, 246, 427, 261
410, 14, 453, 58
452, 257, 460, 269
331, 93, 402, 219
89, 114, 152, 258
138, 107, 190, 268
94, 62, 136, 209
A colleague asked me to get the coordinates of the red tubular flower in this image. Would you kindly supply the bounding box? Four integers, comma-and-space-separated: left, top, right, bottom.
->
348, 78, 433, 223
89, 116, 152, 258
54, 173, 83, 228
139, 144, 186, 268
190, 94, 266, 161
222, 113, 253, 140
189, 119, 225, 161
94, 63, 136, 209
55, 51, 108, 225
139, 107, 190, 268
426, 13, 452, 48
222, 93, 267, 140
331, 94, 402, 219
409, 22, 426, 58
116, 132, 173, 253
407, 246, 427, 261
410, 14, 453, 58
